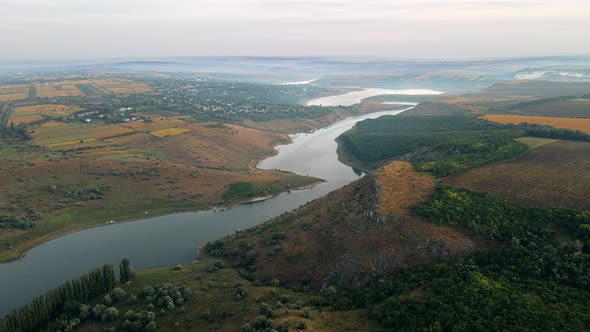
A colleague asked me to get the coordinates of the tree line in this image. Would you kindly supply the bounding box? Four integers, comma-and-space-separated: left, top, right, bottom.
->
0, 260, 135, 332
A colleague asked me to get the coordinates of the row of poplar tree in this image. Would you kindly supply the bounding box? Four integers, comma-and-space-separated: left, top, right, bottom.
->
1, 263, 118, 332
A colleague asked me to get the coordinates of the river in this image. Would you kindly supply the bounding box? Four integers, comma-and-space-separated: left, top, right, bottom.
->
0, 97, 419, 316
307, 88, 443, 106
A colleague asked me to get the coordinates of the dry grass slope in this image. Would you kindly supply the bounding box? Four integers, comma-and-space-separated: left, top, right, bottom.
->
515, 98, 590, 118
0, 117, 315, 262
374, 161, 436, 216
444, 140, 590, 211
220, 162, 481, 289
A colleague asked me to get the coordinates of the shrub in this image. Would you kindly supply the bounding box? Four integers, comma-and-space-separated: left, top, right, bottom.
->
128, 294, 138, 305
141, 284, 191, 308
213, 259, 225, 269
145, 321, 157, 332
301, 307, 312, 319
251, 316, 274, 330
92, 304, 107, 320
79, 304, 91, 320
298, 320, 307, 330
101, 307, 119, 322
110, 287, 126, 302
234, 282, 248, 300
271, 232, 288, 240
260, 303, 273, 318
200, 309, 211, 320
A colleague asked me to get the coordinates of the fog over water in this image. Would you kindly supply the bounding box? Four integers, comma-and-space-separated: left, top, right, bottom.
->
307, 88, 444, 107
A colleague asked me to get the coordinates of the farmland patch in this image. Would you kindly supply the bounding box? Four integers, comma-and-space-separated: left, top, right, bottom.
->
9, 104, 82, 124
483, 114, 590, 134
150, 127, 190, 138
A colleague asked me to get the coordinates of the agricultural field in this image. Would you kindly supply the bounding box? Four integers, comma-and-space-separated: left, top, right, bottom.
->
150, 127, 190, 138
0, 103, 10, 126
115, 116, 291, 170
34, 82, 84, 98
0, 78, 153, 102
0, 84, 29, 101
444, 140, 590, 211
31, 122, 134, 149
8, 104, 82, 125
90, 78, 152, 95
512, 98, 590, 118
404, 81, 590, 117
514, 136, 558, 148
483, 114, 590, 134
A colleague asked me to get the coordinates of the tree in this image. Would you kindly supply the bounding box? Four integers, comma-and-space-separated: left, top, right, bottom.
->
119, 258, 135, 284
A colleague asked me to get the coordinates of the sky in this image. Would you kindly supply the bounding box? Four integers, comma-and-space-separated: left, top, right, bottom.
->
1, 0, 589, 60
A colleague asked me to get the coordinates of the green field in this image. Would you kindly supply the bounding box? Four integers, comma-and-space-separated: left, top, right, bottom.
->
515, 136, 558, 147
75, 83, 106, 96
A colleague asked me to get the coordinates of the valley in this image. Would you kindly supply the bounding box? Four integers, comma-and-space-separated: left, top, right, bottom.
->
3, 0, 590, 330
2, 59, 590, 331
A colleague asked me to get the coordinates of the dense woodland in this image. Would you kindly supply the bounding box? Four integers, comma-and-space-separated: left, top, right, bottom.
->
339, 115, 590, 176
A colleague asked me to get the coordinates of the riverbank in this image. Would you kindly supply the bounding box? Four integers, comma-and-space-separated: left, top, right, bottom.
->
0, 166, 322, 264
1, 175, 324, 264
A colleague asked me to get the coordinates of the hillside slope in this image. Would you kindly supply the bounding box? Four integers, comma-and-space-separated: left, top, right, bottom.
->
207, 161, 480, 289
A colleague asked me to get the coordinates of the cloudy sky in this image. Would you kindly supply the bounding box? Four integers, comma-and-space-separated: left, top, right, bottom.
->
1, 0, 589, 60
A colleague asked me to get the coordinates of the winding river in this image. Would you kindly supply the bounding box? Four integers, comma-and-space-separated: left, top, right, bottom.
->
0, 90, 430, 316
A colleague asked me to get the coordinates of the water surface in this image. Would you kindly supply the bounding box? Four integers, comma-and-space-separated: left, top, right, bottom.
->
307, 88, 443, 106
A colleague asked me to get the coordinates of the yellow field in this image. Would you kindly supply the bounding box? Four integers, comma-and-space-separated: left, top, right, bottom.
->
0, 78, 152, 101
124, 117, 189, 132
91, 78, 152, 94
45, 138, 98, 148
9, 104, 82, 124
35, 82, 84, 98
0, 84, 29, 101
150, 127, 191, 137
483, 114, 590, 134
32, 122, 133, 149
